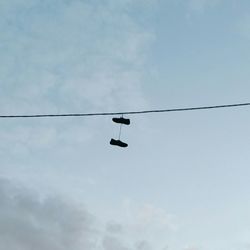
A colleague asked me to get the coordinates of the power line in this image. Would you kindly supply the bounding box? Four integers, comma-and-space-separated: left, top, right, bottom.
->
0, 102, 250, 119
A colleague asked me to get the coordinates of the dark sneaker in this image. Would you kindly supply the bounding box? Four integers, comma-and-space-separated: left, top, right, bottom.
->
112, 117, 130, 125
110, 138, 128, 148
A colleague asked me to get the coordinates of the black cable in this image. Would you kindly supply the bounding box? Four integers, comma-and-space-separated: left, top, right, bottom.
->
0, 102, 250, 118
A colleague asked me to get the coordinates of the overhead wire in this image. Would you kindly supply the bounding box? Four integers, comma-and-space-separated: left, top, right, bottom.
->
0, 102, 250, 119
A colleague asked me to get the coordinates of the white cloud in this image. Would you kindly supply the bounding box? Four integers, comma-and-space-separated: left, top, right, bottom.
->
238, 14, 250, 40
122, 201, 178, 233
0, 0, 153, 113
0, 0, 155, 155
188, 0, 222, 12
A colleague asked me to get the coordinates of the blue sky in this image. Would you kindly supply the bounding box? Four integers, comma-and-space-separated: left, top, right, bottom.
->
1, 0, 250, 250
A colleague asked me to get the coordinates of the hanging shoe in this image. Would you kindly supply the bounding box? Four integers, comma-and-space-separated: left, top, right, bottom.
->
112, 117, 130, 125
110, 138, 128, 148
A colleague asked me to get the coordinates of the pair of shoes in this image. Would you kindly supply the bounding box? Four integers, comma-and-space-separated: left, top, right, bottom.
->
110, 138, 128, 148
112, 117, 130, 125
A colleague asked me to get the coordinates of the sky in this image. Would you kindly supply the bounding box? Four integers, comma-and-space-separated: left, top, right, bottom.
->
1, 0, 250, 249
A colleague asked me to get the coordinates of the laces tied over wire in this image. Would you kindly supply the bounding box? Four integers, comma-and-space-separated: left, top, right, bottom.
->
110, 114, 130, 148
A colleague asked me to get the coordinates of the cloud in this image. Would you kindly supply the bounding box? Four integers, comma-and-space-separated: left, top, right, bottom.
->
187, 0, 222, 12
0, 0, 155, 156
102, 200, 177, 250
135, 240, 152, 250
0, 0, 153, 113
184, 247, 201, 250
102, 236, 130, 250
0, 178, 175, 250
238, 14, 250, 40
106, 222, 124, 234
122, 201, 178, 234
0, 178, 96, 250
